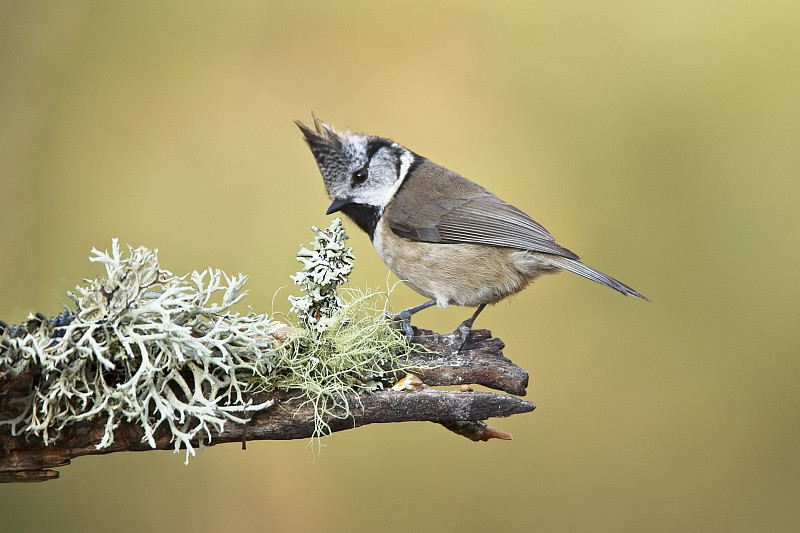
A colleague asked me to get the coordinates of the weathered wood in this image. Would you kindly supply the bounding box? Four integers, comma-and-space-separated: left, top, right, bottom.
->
406, 328, 528, 396
0, 329, 534, 482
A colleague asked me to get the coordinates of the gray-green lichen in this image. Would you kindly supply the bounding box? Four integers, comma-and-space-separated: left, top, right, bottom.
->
270, 287, 412, 441
288, 217, 355, 332
0, 239, 280, 462
0, 225, 413, 460
280, 218, 413, 441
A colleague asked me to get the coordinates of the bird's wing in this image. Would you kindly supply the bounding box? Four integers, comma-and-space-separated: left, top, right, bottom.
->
386, 159, 580, 260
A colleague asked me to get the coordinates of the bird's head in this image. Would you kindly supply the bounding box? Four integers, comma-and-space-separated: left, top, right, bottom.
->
296, 118, 415, 214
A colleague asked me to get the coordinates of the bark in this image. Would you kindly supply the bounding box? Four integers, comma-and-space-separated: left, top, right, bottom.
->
0, 328, 533, 483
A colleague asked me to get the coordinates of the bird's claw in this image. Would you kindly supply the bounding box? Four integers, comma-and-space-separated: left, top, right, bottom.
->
458, 323, 471, 345
453, 319, 474, 353
387, 310, 415, 341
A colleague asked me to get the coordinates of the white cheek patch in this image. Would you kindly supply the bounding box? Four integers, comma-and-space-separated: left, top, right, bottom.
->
359, 186, 395, 207
357, 146, 415, 207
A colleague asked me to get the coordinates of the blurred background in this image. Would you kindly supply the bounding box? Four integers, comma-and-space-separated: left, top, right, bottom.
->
1, 1, 798, 531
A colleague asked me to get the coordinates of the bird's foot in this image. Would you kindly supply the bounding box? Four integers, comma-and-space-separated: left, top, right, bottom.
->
451, 304, 486, 353
452, 318, 475, 353
387, 309, 416, 341
386, 300, 437, 342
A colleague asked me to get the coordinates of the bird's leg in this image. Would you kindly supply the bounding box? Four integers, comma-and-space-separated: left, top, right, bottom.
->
454, 304, 487, 350
391, 299, 437, 341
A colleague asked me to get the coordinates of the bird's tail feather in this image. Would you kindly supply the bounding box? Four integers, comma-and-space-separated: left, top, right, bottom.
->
546, 256, 650, 302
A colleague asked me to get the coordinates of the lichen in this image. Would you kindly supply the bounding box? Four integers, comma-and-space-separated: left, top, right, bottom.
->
288, 217, 355, 332
278, 218, 413, 443
266, 287, 412, 442
0, 223, 414, 460
0, 239, 280, 462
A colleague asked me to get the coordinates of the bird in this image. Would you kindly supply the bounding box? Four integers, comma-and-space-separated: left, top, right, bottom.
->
296, 118, 649, 344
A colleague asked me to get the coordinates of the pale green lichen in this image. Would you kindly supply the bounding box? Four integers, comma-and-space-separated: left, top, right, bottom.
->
0, 239, 280, 462
0, 225, 414, 460
288, 218, 355, 332
267, 287, 412, 441
278, 218, 413, 442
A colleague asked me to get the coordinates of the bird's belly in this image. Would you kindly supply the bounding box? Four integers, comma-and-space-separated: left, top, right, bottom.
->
373, 220, 556, 307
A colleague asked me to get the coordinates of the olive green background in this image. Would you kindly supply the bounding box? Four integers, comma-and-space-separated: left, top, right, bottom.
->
1, 2, 798, 532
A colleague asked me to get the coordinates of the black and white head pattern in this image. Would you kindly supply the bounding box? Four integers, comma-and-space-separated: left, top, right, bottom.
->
297, 119, 415, 209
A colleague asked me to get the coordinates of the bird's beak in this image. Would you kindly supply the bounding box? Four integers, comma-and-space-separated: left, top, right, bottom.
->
326, 197, 352, 215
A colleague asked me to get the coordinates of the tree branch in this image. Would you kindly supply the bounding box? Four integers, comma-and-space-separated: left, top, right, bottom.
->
1, 328, 533, 483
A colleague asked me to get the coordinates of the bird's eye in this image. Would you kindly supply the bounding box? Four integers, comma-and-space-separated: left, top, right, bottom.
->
352, 167, 368, 185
